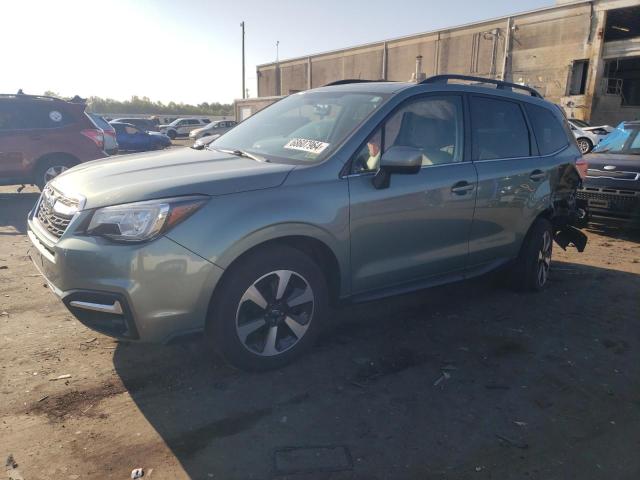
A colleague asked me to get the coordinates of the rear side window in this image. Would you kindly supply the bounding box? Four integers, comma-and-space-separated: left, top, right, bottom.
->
470, 96, 530, 160
525, 104, 568, 155
0, 101, 73, 130
22, 103, 74, 129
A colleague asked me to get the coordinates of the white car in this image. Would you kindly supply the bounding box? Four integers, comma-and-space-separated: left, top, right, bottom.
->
189, 120, 238, 140
158, 118, 210, 139
568, 119, 614, 154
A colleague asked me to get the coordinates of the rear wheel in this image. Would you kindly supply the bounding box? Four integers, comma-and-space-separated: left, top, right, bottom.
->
33, 155, 76, 190
577, 137, 593, 154
510, 218, 553, 292
207, 245, 328, 371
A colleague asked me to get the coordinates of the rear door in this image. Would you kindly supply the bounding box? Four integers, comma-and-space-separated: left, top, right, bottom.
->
0, 101, 28, 178
467, 95, 557, 270
348, 94, 477, 295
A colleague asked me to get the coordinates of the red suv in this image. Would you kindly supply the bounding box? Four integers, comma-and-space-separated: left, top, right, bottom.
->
0, 93, 107, 189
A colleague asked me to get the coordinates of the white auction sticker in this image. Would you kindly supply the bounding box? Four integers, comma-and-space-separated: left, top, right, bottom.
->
283, 138, 330, 155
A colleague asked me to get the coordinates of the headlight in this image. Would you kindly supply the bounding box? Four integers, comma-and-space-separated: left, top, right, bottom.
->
87, 196, 207, 242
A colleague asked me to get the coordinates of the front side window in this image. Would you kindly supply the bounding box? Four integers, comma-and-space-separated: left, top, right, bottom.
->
471, 96, 530, 160
211, 91, 388, 164
351, 95, 463, 173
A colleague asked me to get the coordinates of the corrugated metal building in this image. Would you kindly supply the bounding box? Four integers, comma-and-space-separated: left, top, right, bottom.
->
255, 0, 640, 125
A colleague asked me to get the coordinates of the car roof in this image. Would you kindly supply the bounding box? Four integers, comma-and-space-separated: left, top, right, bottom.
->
310, 79, 550, 107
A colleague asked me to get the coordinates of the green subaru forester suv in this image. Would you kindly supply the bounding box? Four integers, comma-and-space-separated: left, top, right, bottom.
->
28, 75, 587, 370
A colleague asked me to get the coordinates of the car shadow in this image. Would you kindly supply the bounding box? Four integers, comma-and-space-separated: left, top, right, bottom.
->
112, 261, 640, 480
0, 191, 39, 235
586, 220, 640, 243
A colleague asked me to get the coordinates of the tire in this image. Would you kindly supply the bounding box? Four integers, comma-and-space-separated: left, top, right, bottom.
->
207, 245, 328, 371
511, 218, 553, 292
576, 137, 593, 154
33, 155, 77, 190
167, 130, 177, 140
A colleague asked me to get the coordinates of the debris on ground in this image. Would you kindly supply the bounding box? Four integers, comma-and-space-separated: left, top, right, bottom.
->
84, 337, 97, 344
0, 265, 8, 270
433, 371, 451, 387
5, 454, 18, 469
514, 421, 527, 427
1, 311, 8, 316
37, 395, 49, 402
131, 467, 145, 478
495, 433, 529, 449
49, 374, 72, 381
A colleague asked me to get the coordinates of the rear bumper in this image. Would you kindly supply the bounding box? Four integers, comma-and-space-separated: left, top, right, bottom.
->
577, 187, 640, 222
27, 215, 224, 343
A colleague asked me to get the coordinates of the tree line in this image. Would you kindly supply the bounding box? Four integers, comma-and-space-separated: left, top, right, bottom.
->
44, 92, 233, 116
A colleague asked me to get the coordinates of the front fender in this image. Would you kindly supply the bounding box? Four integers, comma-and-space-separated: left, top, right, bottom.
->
166, 178, 351, 296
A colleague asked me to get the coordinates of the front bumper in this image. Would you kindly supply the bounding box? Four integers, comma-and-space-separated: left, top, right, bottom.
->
577, 187, 640, 222
27, 213, 224, 343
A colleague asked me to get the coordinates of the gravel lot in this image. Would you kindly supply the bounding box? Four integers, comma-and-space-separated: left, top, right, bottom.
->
1, 182, 640, 480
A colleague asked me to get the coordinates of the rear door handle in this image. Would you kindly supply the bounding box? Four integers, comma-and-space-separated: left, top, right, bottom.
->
530, 169, 546, 181
451, 181, 475, 195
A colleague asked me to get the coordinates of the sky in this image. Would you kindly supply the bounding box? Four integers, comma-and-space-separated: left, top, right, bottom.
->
2, 0, 555, 105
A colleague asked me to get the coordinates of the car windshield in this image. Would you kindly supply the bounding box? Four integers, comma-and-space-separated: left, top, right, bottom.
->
592, 122, 640, 154
210, 91, 388, 164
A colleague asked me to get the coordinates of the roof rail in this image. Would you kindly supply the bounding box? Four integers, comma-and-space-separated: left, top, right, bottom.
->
421, 74, 543, 98
0, 93, 65, 102
323, 79, 386, 87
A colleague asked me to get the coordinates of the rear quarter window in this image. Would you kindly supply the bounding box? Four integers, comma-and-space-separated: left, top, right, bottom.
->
524, 103, 569, 155
0, 101, 74, 130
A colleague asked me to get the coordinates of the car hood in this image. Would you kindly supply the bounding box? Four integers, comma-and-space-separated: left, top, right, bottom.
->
583, 153, 640, 189
585, 153, 640, 170
51, 148, 296, 209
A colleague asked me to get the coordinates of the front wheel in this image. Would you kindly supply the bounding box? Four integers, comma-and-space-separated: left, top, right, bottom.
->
577, 137, 593, 154
207, 245, 328, 371
510, 218, 553, 292
167, 130, 177, 140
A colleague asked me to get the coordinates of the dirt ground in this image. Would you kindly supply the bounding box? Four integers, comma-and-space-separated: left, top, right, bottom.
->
1, 183, 640, 480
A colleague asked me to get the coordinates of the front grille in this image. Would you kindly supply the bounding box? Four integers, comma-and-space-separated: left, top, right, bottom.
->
35, 187, 80, 239
586, 169, 639, 181
577, 187, 640, 215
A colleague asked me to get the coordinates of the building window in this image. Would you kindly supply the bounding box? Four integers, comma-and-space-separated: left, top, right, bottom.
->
605, 57, 640, 107
569, 60, 589, 96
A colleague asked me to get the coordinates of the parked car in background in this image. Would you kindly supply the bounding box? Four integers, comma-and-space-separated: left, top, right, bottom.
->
158, 118, 210, 139
27, 76, 586, 371
189, 120, 237, 140
192, 133, 221, 150
110, 122, 171, 152
111, 117, 158, 132
568, 120, 601, 154
0, 92, 106, 189
89, 113, 118, 155
569, 119, 614, 137
578, 121, 640, 223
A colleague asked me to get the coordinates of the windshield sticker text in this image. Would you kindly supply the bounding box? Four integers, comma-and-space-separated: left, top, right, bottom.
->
283, 138, 330, 155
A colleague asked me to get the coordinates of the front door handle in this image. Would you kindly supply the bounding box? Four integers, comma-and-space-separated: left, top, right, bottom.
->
451, 181, 475, 195
530, 169, 546, 181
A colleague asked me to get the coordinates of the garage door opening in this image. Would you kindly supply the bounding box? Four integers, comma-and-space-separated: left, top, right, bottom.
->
604, 57, 640, 106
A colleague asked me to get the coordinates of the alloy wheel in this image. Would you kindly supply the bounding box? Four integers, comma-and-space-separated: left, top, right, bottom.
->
577, 138, 591, 154
235, 270, 315, 356
537, 230, 552, 287
44, 165, 68, 184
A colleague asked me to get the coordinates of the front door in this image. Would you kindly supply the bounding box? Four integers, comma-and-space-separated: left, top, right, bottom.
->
348, 95, 477, 295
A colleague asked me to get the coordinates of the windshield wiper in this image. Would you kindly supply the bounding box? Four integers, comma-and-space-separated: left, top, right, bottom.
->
212, 147, 268, 162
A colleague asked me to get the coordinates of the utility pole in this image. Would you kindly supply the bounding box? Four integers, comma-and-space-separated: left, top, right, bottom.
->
241, 21, 246, 99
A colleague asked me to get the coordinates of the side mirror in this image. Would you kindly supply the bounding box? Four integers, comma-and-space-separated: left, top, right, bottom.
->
372, 146, 422, 189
